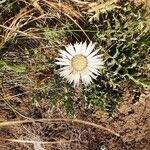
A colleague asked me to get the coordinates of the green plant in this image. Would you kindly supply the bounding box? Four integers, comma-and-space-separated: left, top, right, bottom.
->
1, 0, 149, 116
83, 0, 150, 115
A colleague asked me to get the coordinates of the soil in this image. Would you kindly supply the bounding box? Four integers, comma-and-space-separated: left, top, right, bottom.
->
0, 89, 149, 150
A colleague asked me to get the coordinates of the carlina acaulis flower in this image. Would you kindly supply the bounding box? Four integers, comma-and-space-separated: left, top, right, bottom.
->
55, 41, 104, 87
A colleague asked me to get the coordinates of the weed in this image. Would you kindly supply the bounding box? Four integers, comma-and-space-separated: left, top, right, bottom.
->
83, 0, 150, 115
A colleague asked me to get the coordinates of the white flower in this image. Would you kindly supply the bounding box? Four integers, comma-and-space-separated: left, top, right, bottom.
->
56, 41, 104, 86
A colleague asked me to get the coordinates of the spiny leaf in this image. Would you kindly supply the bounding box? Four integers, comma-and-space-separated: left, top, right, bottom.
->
0, 60, 7, 68
7, 64, 27, 73
64, 93, 74, 115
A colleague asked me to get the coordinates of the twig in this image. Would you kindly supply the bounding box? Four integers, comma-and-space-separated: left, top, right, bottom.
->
0, 118, 120, 137
0, 138, 74, 144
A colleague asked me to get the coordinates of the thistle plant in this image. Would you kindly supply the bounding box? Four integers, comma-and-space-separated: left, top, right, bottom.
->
2, 0, 148, 116
83, 0, 150, 114
34, 0, 150, 115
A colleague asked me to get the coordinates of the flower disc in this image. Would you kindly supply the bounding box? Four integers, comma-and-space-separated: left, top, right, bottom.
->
71, 55, 87, 71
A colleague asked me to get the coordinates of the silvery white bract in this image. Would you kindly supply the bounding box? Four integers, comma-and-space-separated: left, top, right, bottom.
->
56, 41, 104, 87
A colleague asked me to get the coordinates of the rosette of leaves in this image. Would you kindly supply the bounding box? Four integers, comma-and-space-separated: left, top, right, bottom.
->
84, 0, 150, 114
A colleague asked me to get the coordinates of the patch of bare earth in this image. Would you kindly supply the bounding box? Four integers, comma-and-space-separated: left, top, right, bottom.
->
0, 89, 149, 150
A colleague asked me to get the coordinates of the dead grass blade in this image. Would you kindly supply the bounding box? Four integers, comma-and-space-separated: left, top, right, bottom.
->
71, 0, 89, 5
42, 0, 83, 20
88, 0, 118, 13
41, 0, 90, 40
65, 13, 90, 41
29, 0, 44, 15
0, 25, 42, 39
0, 118, 120, 137
0, 6, 34, 48
0, 138, 74, 145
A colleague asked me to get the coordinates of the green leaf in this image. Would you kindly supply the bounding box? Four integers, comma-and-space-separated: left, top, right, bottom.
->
0, 0, 6, 5
147, 63, 150, 69
0, 60, 7, 68
8, 64, 27, 73
64, 94, 74, 115
139, 78, 150, 87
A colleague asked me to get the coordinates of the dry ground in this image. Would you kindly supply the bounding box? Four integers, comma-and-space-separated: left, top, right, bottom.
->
0, 87, 149, 149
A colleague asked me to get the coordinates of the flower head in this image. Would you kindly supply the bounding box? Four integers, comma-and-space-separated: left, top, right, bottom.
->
56, 41, 104, 86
